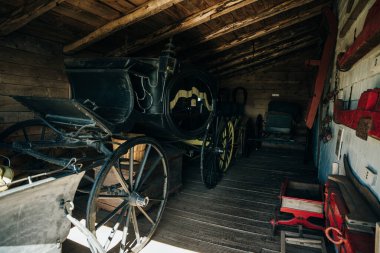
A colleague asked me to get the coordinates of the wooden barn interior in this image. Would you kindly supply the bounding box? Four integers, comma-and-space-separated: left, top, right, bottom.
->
0, 0, 380, 253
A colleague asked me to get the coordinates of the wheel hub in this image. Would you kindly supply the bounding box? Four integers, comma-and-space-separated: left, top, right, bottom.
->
129, 191, 149, 207
213, 147, 224, 154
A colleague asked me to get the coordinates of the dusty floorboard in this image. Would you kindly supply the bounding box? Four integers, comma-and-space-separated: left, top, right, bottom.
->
63, 148, 318, 253
150, 148, 317, 253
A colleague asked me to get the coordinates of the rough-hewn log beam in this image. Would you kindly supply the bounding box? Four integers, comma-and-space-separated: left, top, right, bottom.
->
211, 35, 317, 73
203, 26, 317, 68
191, 0, 316, 46
63, 0, 183, 54
191, 2, 329, 61
109, 0, 259, 56
0, 0, 65, 36
219, 38, 319, 76
242, 49, 315, 74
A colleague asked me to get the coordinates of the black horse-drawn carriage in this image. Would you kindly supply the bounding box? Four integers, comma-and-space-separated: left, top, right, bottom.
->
0, 45, 235, 252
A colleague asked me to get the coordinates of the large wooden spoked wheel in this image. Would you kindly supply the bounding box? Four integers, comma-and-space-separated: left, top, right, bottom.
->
86, 137, 168, 253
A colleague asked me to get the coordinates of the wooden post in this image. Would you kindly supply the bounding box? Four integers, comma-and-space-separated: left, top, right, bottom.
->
305, 8, 337, 129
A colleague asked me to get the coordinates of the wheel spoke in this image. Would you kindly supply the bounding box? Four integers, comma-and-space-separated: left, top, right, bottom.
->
149, 198, 164, 202
83, 174, 95, 183
22, 127, 29, 142
97, 194, 129, 199
137, 206, 155, 225
112, 166, 130, 194
120, 206, 132, 253
104, 205, 128, 250
137, 155, 162, 191
131, 207, 141, 245
134, 144, 152, 191
40, 126, 46, 141
99, 183, 124, 194
129, 147, 134, 190
95, 200, 128, 230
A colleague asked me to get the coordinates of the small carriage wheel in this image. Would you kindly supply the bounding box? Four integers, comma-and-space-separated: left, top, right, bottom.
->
200, 117, 226, 188
0, 119, 63, 170
201, 119, 221, 189
219, 120, 234, 173
0, 119, 61, 143
86, 136, 168, 253
239, 121, 248, 158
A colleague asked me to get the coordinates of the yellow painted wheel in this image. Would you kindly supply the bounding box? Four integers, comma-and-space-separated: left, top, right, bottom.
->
219, 120, 234, 173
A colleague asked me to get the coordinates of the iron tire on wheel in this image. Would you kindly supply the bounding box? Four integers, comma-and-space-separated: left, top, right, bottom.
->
0, 119, 64, 171
86, 136, 168, 253
201, 120, 221, 189
201, 118, 234, 189
219, 120, 234, 173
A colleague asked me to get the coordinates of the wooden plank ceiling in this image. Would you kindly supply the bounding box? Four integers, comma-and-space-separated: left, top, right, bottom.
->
0, 0, 332, 77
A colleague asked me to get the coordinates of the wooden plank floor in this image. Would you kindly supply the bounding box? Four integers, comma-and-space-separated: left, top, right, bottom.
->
63, 148, 318, 253
143, 148, 318, 253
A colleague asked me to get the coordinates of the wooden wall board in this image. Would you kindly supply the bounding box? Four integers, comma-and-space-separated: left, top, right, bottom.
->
0, 33, 62, 56
0, 47, 63, 70
0, 97, 29, 112
0, 31, 69, 131
221, 50, 315, 119
0, 62, 67, 81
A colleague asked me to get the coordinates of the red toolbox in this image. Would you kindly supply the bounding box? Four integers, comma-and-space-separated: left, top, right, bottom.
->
324, 155, 380, 253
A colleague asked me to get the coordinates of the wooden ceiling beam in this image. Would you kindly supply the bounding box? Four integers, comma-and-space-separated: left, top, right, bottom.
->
219, 37, 319, 77
211, 35, 318, 73
203, 25, 317, 68
63, 0, 183, 54
191, 0, 316, 47
109, 0, 260, 56
0, 0, 65, 36
191, 3, 329, 62
242, 48, 315, 74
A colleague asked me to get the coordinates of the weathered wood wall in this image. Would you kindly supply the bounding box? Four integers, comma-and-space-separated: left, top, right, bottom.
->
221, 54, 315, 120
0, 32, 69, 132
